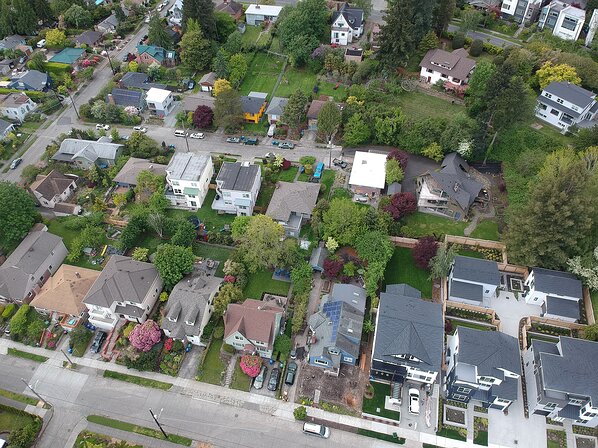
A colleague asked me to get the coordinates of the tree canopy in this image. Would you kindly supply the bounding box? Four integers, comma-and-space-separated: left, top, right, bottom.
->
236, 215, 285, 273
0, 181, 38, 250
154, 244, 195, 290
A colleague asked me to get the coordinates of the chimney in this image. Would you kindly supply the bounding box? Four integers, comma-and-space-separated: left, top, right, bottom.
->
255, 3, 260, 8
107, 93, 115, 105
75, 272, 81, 278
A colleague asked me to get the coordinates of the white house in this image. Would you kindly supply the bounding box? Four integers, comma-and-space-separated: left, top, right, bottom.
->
165, 153, 214, 210
348, 151, 386, 197
29, 170, 79, 212
168, 0, 183, 25
501, 0, 543, 23
83, 255, 163, 331
145, 87, 175, 117
245, 4, 282, 25
535, 81, 598, 132
448, 255, 501, 307
0, 93, 36, 123
523, 268, 583, 323
52, 137, 123, 169
539, 1, 585, 41
420, 48, 476, 86
212, 162, 261, 216
0, 118, 15, 140
330, 3, 364, 46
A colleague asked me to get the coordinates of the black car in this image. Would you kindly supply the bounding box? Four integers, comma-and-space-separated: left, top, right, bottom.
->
285, 362, 297, 386
90, 331, 107, 354
267, 367, 280, 391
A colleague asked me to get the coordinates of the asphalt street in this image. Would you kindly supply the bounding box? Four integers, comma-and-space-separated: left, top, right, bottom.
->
447, 24, 521, 48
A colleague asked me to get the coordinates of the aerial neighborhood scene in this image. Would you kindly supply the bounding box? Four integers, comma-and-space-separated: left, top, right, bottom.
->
0, 0, 598, 445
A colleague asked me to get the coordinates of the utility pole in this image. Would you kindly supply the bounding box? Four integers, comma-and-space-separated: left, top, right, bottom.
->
66, 91, 80, 120
182, 121, 190, 153
106, 51, 116, 75
60, 349, 73, 367
149, 408, 168, 440
21, 378, 49, 407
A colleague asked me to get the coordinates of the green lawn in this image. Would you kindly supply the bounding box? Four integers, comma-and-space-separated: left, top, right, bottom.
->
0, 388, 39, 406
241, 25, 262, 47
458, 249, 485, 259
474, 430, 489, 446
239, 52, 285, 97
437, 427, 467, 441
397, 91, 464, 121
137, 232, 164, 256
103, 370, 173, 390
384, 247, 432, 298
401, 212, 467, 238
320, 169, 335, 197
275, 68, 347, 102
230, 359, 252, 391
71, 328, 93, 357
447, 318, 495, 332
244, 270, 291, 299
192, 243, 232, 278
274, 166, 298, 182
166, 189, 235, 233
196, 338, 226, 385
255, 183, 275, 210
470, 220, 500, 241
357, 429, 405, 444
46, 217, 107, 271
87, 415, 192, 446
0, 406, 37, 435
362, 382, 401, 421
7, 348, 48, 363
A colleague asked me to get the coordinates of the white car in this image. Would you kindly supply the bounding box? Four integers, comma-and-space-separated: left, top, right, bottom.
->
133, 126, 147, 133
408, 388, 420, 415
96, 124, 110, 130
157, 4, 163, 11
36, 39, 46, 48
162, 0, 169, 6
144, 16, 150, 23
189, 132, 204, 139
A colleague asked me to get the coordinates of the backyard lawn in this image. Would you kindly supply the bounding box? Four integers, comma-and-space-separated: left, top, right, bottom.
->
255, 184, 275, 210
470, 220, 500, 241
166, 189, 235, 232
241, 25, 262, 47
276, 68, 347, 101
244, 270, 291, 299
396, 91, 464, 121
401, 212, 467, 238
230, 359, 252, 391
46, 218, 107, 271
239, 52, 285, 97
362, 382, 400, 421
384, 247, 432, 298
192, 243, 232, 278
196, 338, 226, 385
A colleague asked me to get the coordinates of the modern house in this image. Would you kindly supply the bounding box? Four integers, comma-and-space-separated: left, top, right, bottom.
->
216, 0, 244, 20
8, 70, 51, 91
524, 337, 598, 427
97, 13, 119, 33
330, 2, 364, 45
420, 48, 476, 87
523, 268, 583, 323
448, 255, 501, 307
83, 255, 163, 331
212, 161, 261, 216
446, 327, 521, 411
223, 298, 284, 358
162, 264, 222, 346
266, 181, 320, 237
307, 284, 366, 375
112, 157, 167, 188
416, 152, 485, 220
29, 170, 78, 211
348, 151, 387, 198
245, 4, 283, 25
107, 88, 145, 111
241, 92, 267, 123
136, 45, 177, 67
52, 137, 123, 169
501, 0, 543, 24
265, 96, 288, 124
119, 72, 167, 91
75, 30, 103, 48
0, 226, 67, 304
167, 0, 183, 25
0, 119, 15, 140
199, 72, 217, 92
30, 265, 100, 331
145, 87, 175, 117
0, 92, 37, 123
535, 81, 598, 132
165, 153, 214, 210
371, 284, 444, 388
538, 1, 585, 41
48, 48, 86, 66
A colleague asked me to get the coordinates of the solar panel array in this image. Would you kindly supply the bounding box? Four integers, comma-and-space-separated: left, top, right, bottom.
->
323, 301, 342, 340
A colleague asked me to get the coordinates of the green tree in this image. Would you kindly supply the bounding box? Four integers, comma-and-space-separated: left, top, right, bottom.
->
213, 283, 243, 316
228, 53, 248, 88
429, 243, 457, 279
12, 0, 38, 35
465, 60, 496, 116
459, 8, 483, 32
322, 198, 368, 246
135, 170, 165, 197
343, 113, 371, 147
27, 319, 46, 340
422, 142, 444, 162
148, 14, 173, 49
125, 132, 160, 158
274, 334, 292, 358
0, 0, 13, 38
212, 48, 229, 79
418, 30, 439, 55
34, 0, 53, 22
317, 101, 341, 143
9, 304, 30, 338
432, 0, 455, 35
378, 0, 415, 67
214, 88, 243, 132
374, 108, 404, 145
352, 0, 372, 18
113, 192, 127, 208
214, 11, 236, 41
182, 0, 217, 39
236, 215, 285, 273
63, 4, 92, 28
154, 244, 195, 290
132, 247, 149, 261
180, 19, 212, 70
231, 215, 252, 241
536, 61, 581, 90
45, 28, 67, 47
0, 181, 38, 249
224, 30, 242, 55
282, 89, 308, 129
171, 220, 196, 247
385, 158, 404, 184
356, 230, 394, 265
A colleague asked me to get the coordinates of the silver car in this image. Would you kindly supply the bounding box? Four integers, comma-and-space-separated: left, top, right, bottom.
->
253, 366, 267, 390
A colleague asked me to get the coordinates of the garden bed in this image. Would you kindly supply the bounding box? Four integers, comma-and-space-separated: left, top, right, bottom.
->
547, 429, 567, 448
357, 428, 405, 444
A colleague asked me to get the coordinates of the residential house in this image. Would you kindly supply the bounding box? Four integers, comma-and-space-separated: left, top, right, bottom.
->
97, 13, 119, 33
83, 255, 163, 331
136, 45, 177, 67
535, 81, 598, 132
420, 48, 476, 87
523, 268, 583, 323
307, 100, 326, 130
29, 170, 80, 214
524, 337, 598, 427
265, 96, 288, 124
348, 151, 387, 197
215, 0, 244, 20
212, 161, 261, 216
0, 35, 25, 51
199, 72, 217, 92
165, 152, 214, 210
416, 152, 485, 220
119, 72, 167, 91
223, 298, 284, 358
183, 94, 215, 113
309, 244, 328, 272
112, 157, 167, 188
330, 2, 364, 45
448, 255, 501, 307
241, 92, 267, 123
501, 0, 543, 24
0, 93, 36, 123
161, 264, 222, 346
145, 87, 175, 117
344, 48, 363, 64
107, 88, 145, 111
8, 70, 51, 91
307, 284, 366, 374
30, 265, 100, 330
49, 48, 86, 66
266, 181, 320, 237
0, 119, 15, 140
167, 0, 183, 25
371, 284, 444, 388
446, 327, 521, 410
52, 137, 123, 169
0, 59, 14, 76
0, 225, 67, 303
245, 4, 283, 25
75, 31, 103, 48
539, 1, 585, 41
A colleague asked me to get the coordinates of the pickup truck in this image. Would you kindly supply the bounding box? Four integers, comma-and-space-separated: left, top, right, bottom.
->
332, 158, 347, 169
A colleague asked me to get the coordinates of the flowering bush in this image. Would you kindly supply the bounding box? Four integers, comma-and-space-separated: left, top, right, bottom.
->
129, 320, 161, 352
164, 338, 173, 352
224, 275, 236, 283
124, 106, 139, 116
240, 355, 262, 378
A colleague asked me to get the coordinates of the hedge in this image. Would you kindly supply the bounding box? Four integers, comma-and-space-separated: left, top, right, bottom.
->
0, 88, 47, 100
44, 62, 71, 76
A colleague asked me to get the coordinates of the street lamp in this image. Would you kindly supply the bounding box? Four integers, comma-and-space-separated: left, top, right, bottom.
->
149, 408, 168, 439
21, 378, 49, 407
53, 87, 80, 120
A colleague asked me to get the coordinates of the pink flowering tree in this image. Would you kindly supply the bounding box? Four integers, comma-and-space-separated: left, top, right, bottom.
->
129, 320, 161, 352
240, 355, 262, 377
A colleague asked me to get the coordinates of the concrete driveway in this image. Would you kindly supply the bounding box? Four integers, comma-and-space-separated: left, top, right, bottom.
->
490, 290, 542, 337
398, 384, 438, 435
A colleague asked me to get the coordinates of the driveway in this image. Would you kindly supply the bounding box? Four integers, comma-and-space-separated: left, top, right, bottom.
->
489, 290, 542, 337
178, 345, 203, 379
398, 384, 438, 435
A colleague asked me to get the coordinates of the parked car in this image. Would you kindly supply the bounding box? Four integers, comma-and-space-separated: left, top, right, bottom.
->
267, 124, 276, 137
187, 80, 195, 90
279, 142, 295, 150
174, 130, 187, 137
90, 331, 107, 354
144, 16, 150, 23
36, 39, 46, 48
264, 152, 276, 159
244, 137, 258, 145
122, 53, 131, 62
4, 325, 10, 335
408, 388, 420, 415
333, 158, 347, 169
267, 367, 280, 391
354, 194, 368, 203
18, 55, 27, 65
313, 162, 324, 179
96, 124, 110, 130
226, 137, 240, 143
285, 362, 297, 386
290, 349, 297, 360
157, 4, 164, 11
303, 423, 330, 438
189, 132, 204, 139
10, 158, 22, 170
253, 366, 267, 390
133, 126, 147, 133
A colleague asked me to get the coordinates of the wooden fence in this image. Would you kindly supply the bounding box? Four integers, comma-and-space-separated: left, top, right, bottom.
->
583, 287, 595, 325
388, 236, 419, 248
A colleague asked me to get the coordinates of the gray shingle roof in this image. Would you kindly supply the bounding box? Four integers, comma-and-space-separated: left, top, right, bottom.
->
241, 95, 265, 115
385, 283, 421, 298
420, 48, 476, 81
456, 327, 521, 377
108, 88, 144, 108
119, 72, 167, 91
543, 82, 596, 109
9, 70, 50, 91
265, 97, 288, 116
0, 119, 14, 134
545, 296, 580, 320
331, 2, 364, 30
537, 95, 582, 118
493, 376, 519, 401
450, 279, 483, 302
532, 268, 583, 299
112, 158, 167, 186
166, 153, 211, 182
309, 245, 328, 270
452, 255, 500, 286
76, 30, 103, 47
266, 181, 320, 222
428, 152, 484, 210
53, 138, 123, 164
0, 35, 25, 50
199, 72, 217, 85
216, 162, 260, 191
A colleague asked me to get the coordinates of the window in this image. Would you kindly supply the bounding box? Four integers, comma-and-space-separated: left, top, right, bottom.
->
314, 359, 328, 366
441, 74, 448, 79
544, 92, 552, 99
561, 16, 578, 31
235, 335, 243, 341
174, 189, 181, 194
453, 394, 468, 401
544, 403, 558, 409
243, 193, 250, 198
427, 68, 433, 73
190, 201, 196, 207
556, 98, 564, 104
550, 109, 560, 116
456, 387, 471, 394
570, 399, 584, 405
539, 103, 547, 110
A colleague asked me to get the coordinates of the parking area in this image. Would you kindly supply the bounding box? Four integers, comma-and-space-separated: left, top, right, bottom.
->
489, 288, 542, 337
250, 361, 282, 398
397, 383, 438, 435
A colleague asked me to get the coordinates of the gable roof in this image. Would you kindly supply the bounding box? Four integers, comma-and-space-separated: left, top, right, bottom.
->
532, 267, 583, 299
9, 70, 50, 90
112, 157, 167, 186
224, 298, 283, 347
0, 92, 33, 108
53, 138, 123, 164
82, 255, 160, 307
543, 82, 596, 109
266, 181, 320, 222
108, 88, 144, 108
241, 95, 265, 115
49, 48, 85, 65
456, 327, 521, 377
307, 100, 327, 119
199, 72, 217, 85
420, 48, 476, 81
136, 45, 175, 63
216, 0, 243, 14
29, 170, 76, 201
331, 2, 364, 30
166, 152, 211, 181
0, 118, 14, 134
76, 30, 103, 47
349, 151, 387, 189
452, 255, 500, 286
0, 35, 25, 50
265, 96, 288, 116
98, 13, 119, 29
216, 162, 260, 192
120, 72, 167, 91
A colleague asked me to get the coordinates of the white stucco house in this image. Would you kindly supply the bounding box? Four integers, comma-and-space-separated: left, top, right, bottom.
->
167, 0, 183, 25
165, 153, 214, 210
0, 92, 36, 123
145, 87, 175, 117
348, 151, 387, 197
29, 170, 79, 214
212, 162, 261, 216
420, 48, 476, 87
538, 0, 585, 41
535, 81, 598, 132
330, 3, 364, 45
245, 4, 282, 25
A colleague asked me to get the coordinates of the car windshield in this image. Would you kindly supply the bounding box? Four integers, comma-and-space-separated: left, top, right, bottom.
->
319, 426, 326, 436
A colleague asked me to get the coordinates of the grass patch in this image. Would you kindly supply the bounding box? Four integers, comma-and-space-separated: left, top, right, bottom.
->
244, 270, 291, 299
470, 220, 500, 241
230, 358, 251, 391
239, 52, 285, 97
320, 169, 335, 197
255, 183, 275, 209
0, 405, 37, 434
86, 415, 192, 446
447, 318, 494, 332
196, 338, 226, 385
71, 328, 94, 357
436, 427, 467, 441
362, 382, 400, 421
192, 243, 232, 278
0, 388, 38, 406
401, 212, 467, 238
384, 247, 432, 298
458, 249, 485, 259
166, 189, 235, 232
103, 370, 173, 390
74, 430, 143, 448
474, 430, 488, 446
241, 25, 262, 47
275, 68, 347, 102
274, 166, 298, 182
47, 217, 107, 271
7, 348, 48, 363
137, 232, 164, 255
397, 91, 464, 121
357, 429, 405, 444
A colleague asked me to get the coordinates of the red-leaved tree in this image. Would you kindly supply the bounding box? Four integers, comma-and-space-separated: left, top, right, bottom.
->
193, 105, 214, 129
412, 236, 438, 269
383, 192, 417, 220
240, 355, 262, 377
323, 258, 343, 279
387, 149, 409, 171
129, 320, 161, 352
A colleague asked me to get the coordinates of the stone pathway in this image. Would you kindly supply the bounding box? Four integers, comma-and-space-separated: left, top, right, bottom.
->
223, 354, 238, 388
463, 204, 496, 236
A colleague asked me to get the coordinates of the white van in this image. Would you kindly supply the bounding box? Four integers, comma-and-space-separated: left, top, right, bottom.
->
267, 123, 276, 137
302, 422, 330, 438
174, 130, 187, 137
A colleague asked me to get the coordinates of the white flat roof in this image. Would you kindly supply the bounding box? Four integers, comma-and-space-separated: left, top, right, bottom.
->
245, 4, 282, 16
348, 151, 387, 189
146, 87, 171, 103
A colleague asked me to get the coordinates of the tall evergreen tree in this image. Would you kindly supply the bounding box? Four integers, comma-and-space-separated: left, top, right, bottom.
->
0, 0, 13, 38
180, 19, 212, 70
182, 0, 217, 40
12, 0, 38, 35
377, 0, 415, 67
148, 14, 173, 49
34, 0, 54, 22
432, 0, 455, 35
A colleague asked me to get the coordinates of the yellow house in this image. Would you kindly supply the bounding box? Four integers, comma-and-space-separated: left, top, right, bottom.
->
241, 92, 267, 123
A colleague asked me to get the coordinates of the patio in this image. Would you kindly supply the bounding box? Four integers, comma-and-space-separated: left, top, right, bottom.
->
489, 287, 542, 337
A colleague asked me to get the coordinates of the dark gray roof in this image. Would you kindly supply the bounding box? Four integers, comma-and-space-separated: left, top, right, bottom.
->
329, 283, 367, 310
345, 48, 363, 57
457, 327, 521, 377
112, 157, 167, 186
114, 303, 145, 318
76, 30, 103, 47
420, 48, 476, 81
532, 268, 583, 299
309, 245, 329, 270
265, 96, 288, 116
331, 2, 364, 31
558, 404, 581, 419
543, 81, 596, 109
537, 95, 582, 118
374, 285, 443, 373
119, 72, 167, 91
108, 88, 143, 108
9, 70, 49, 91
545, 296, 580, 320
452, 255, 500, 286
450, 279, 483, 302
266, 181, 320, 222
0, 35, 25, 50
0, 119, 14, 134
241, 95, 265, 115
493, 376, 519, 401
385, 283, 421, 298
216, 162, 260, 192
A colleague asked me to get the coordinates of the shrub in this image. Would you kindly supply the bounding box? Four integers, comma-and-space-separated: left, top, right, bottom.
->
213, 325, 224, 339
412, 236, 438, 269
2, 303, 16, 319
323, 258, 343, 279
129, 320, 161, 352
159, 292, 169, 302
294, 406, 307, 421
452, 33, 465, 49
469, 39, 483, 57
239, 355, 262, 377
122, 321, 136, 339
222, 343, 235, 353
